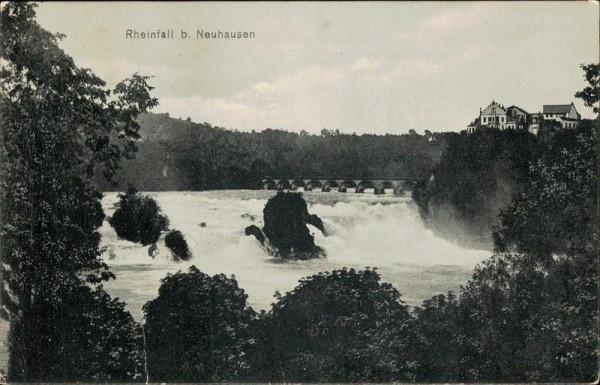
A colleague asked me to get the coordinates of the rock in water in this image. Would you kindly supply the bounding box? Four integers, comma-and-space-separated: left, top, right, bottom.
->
307, 214, 327, 236
148, 243, 158, 258
262, 192, 325, 259
245, 224, 265, 245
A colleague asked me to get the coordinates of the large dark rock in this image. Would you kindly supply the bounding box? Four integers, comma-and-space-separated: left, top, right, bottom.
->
260, 192, 325, 259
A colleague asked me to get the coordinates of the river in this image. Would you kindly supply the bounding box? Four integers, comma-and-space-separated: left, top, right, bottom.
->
100, 190, 490, 321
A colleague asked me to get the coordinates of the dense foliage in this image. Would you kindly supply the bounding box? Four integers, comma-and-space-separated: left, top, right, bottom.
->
416, 251, 597, 382
0, 2, 156, 381
415, 122, 598, 382
164, 229, 191, 260
143, 266, 256, 382
98, 113, 448, 191
251, 268, 420, 382
8, 286, 145, 382
574, 63, 599, 114
494, 125, 598, 259
109, 186, 169, 246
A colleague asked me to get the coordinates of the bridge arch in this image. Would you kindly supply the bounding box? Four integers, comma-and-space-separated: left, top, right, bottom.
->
304, 180, 322, 190
291, 179, 305, 190
276, 179, 292, 190
340, 180, 357, 188
381, 181, 394, 189
358, 180, 375, 189
262, 178, 276, 190
324, 180, 339, 188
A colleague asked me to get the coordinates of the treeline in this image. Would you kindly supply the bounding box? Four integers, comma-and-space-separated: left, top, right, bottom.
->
98, 112, 449, 191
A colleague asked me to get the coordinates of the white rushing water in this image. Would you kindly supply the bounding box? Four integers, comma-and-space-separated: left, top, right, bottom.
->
100, 190, 490, 320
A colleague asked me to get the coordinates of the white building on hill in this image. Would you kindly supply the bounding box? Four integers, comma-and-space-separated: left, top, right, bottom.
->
467, 100, 580, 134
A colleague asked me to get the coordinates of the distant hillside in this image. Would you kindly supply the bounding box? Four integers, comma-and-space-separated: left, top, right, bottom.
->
98, 112, 450, 191
135, 113, 213, 141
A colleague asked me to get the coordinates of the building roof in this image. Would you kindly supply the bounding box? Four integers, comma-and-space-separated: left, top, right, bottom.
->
543, 104, 572, 114
507, 105, 529, 115
482, 100, 507, 114
467, 117, 480, 127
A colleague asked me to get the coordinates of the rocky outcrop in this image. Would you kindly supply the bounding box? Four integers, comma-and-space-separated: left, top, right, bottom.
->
307, 214, 327, 236
244, 224, 265, 245
245, 192, 326, 260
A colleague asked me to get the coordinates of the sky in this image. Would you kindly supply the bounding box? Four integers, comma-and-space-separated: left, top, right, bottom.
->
34, 1, 599, 135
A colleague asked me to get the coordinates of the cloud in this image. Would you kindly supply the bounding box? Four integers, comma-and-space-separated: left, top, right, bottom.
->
155, 46, 490, 135
395, 3, 492, 46
422, 4, 491, 32
76, 57, 174, 87
156, 59, 395, 133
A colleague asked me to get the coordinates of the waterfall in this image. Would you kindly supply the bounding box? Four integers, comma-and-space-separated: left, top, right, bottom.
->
100, 190, 489, 316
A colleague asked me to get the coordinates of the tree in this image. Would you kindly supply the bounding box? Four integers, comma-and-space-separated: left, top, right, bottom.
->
455, 252, 597, 382
164, 229, 191, 260
1, 2, 158, 381
413, 292, 461, 382
109, 186, 169, 245
143, 266, 256, 382
255, 268, 420, 382
494, 126, 597, 259
574, 63, 599, 113
8, 286, 145, 382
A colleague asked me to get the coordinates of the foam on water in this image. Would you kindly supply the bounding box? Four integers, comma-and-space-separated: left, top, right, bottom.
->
100, 190, 490, 320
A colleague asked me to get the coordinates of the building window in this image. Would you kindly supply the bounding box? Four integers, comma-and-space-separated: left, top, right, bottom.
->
483, 117, 487, 123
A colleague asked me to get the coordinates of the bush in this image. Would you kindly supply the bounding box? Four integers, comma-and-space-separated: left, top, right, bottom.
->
8, 285, 144, 382
164, 230, 191, 260
453, 253, 596, 382
143, 266, 256, 382
252, 268, 420, 382
109, 186, 168, 245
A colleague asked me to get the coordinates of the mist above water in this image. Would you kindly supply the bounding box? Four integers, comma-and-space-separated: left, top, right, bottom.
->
100, 190, 489, 320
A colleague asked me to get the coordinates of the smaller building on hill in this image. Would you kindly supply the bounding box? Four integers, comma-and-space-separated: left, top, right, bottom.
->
543, 103, 581, 129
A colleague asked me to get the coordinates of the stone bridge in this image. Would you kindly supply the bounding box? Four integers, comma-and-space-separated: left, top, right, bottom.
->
262, 176, 420, 195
